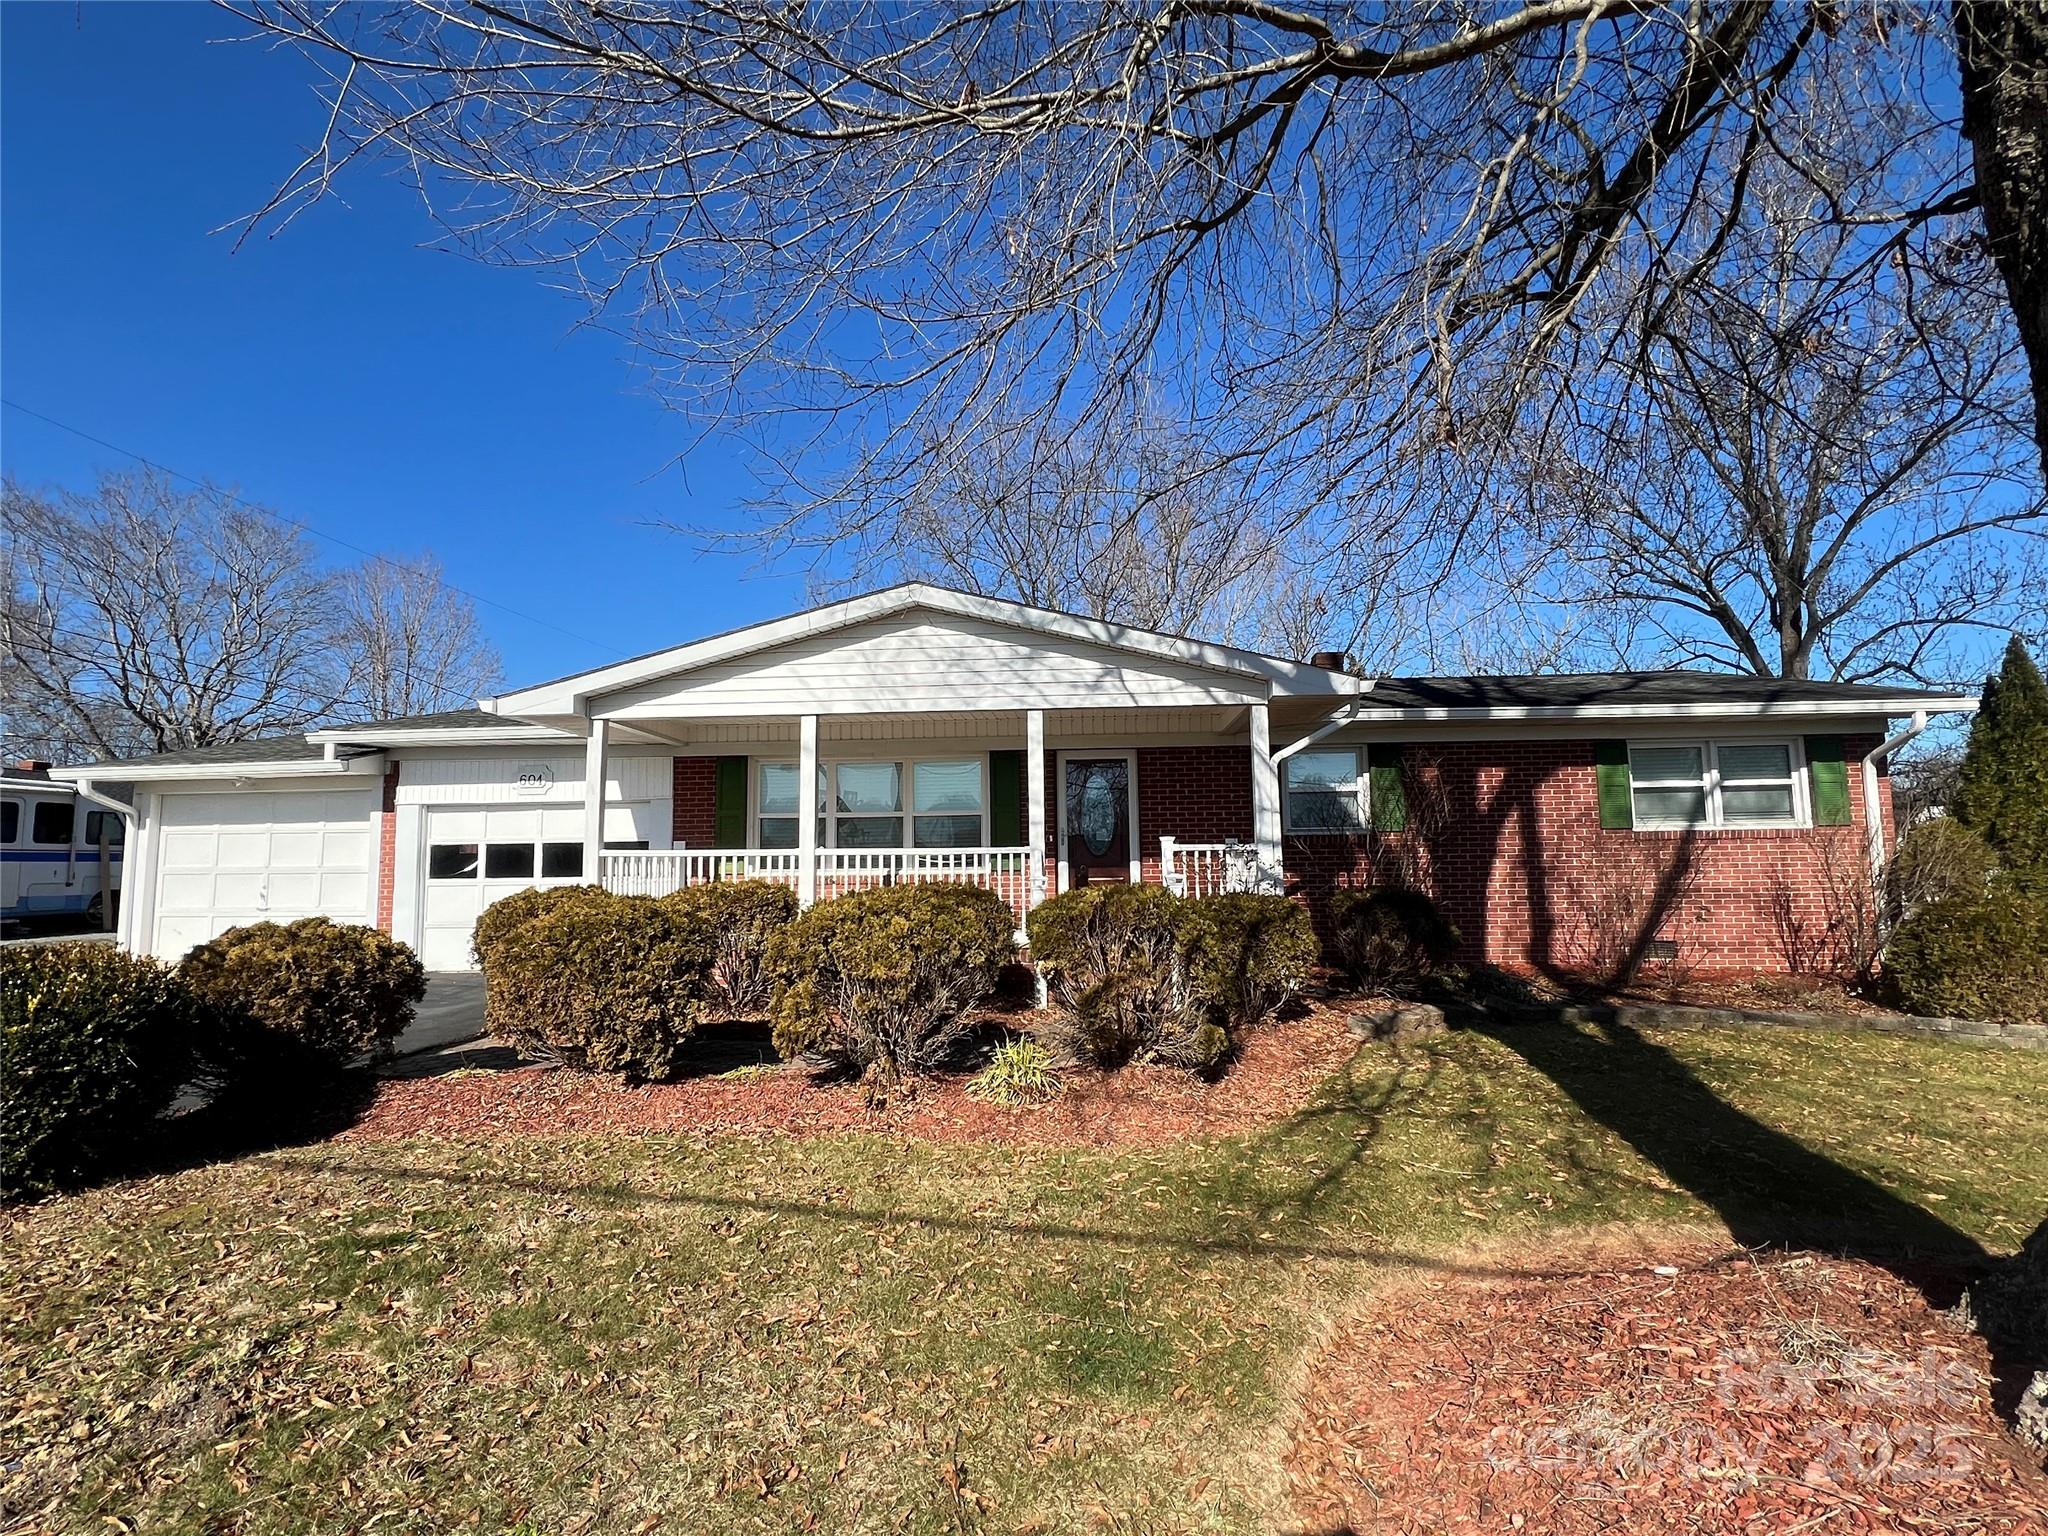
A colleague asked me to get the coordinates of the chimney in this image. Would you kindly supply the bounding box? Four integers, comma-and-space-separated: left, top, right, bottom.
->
1308, 651, 1350, 672
13, 759, 53, 774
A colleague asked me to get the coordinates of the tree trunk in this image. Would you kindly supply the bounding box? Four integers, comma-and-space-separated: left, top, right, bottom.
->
1957, 1, 2048, 478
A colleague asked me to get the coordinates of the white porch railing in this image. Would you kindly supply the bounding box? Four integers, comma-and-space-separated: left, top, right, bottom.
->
600, 846, 1038, 926
600, 848, 803, 898
1159, 836, 1260, 897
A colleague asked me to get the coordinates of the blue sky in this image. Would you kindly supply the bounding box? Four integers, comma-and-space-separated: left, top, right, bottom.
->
1, 2, 812, 689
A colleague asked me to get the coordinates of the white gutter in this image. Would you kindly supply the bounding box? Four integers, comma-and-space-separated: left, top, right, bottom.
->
1863, 708, 1942, 882
48, 754, 386, 785
1344, 694, 1981, 724
303, 723, 569, 747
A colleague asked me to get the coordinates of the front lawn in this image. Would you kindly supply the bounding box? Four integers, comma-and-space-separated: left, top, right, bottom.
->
5, 1022, 2046, 1534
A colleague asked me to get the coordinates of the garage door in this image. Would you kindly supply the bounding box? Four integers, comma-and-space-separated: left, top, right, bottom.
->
154, 788, 375, 959
419, 804, 590, 970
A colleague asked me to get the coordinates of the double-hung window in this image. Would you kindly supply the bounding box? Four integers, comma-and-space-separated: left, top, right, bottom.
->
1628, 740, 1802, 829
1284, 747, 1368, 834
756, 757, 987, 849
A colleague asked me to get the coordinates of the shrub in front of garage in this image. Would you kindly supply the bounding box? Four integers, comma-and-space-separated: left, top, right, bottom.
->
471, 883, 604, 970
485, 890, 710, 1079
660, 879, 800, 1017
2, 944, 204, 1199
181, 917, 427, 1082
767, 883, 1015, 1087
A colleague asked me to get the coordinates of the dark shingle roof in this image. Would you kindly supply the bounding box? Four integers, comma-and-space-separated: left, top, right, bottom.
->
61, 738, 377, 773
321, 708, 505, 732
1362, 671, 1968, 711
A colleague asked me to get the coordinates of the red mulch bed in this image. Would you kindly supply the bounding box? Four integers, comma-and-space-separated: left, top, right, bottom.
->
1286, 1245, 2048, 1534
346, 1005, 1363, 1148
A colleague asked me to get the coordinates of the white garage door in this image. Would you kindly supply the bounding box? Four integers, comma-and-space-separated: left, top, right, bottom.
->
154, 788, 375, 959
419, 804, 592, 970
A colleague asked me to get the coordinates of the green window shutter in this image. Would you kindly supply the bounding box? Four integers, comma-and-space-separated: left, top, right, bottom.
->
1806, 736, 1851, 826
713, 756, 748, 847
1368, 745, 1408, 832
988, 750, 1024, 846
1594, 740, 1634, 829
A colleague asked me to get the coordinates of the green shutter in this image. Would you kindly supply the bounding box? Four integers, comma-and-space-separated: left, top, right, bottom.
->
989, 750, 1024, 846
1594, 740, 1634, 829
1368, 745, 1408, 831
713, 756, 748, 847
1806, 735, 1851, 826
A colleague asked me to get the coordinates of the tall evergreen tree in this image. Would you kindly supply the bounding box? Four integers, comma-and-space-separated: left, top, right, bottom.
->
1953, 636, 2048, 895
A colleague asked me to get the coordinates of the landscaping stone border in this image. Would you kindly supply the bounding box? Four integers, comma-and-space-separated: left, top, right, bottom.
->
1489, 999, 2047, 1052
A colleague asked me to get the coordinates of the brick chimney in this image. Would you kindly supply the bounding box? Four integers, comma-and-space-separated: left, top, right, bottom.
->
1308, 651, 1350, 672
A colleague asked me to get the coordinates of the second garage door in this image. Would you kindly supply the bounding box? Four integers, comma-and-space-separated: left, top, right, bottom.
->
419, 804, 590, 970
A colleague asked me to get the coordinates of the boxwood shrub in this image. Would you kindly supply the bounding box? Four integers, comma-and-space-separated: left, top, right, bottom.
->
1026, 884, 1222, 1069
2, 944, 202, 1198
1327, 887, 1459, 991
1884, 890, 2048, 1023
484, 890, 709, 1079
471, 883, 603, 969
662, 879, 800, 1016
1181, 892, 1319, 1031
767, 883, 1015, 1084
181, 917, 426, 1078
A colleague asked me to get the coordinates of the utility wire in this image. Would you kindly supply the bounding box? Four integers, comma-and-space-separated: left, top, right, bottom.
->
2, 397, 626, 656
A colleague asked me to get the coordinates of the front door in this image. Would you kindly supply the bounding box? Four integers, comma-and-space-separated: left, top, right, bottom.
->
1063, 757, 1133, 886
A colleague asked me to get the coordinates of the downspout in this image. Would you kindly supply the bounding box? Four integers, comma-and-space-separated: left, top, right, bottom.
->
1272, 699, 1367, 765
71, 779, 133, 939
1862, 710, 1928, 885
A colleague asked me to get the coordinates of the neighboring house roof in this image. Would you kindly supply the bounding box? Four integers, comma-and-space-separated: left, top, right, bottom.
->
1355, 671, 1978, 721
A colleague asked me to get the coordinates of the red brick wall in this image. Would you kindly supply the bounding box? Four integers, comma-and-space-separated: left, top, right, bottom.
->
1135, 745, 1253, 883
672, 755, 720, 848
375, 763, 399, 934
1278, 736, 1890, 977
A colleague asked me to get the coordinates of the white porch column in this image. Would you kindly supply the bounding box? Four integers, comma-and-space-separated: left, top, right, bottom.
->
1025, 708, 1047, 909
1249, 701, 1284, 892
798, 713, 820, 906
582, 718, 610, 881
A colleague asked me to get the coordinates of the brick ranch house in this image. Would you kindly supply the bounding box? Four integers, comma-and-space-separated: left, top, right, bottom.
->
51, 584, 1977, 979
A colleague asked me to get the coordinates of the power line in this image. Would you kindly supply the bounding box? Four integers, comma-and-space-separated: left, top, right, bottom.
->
2, 397, 626, 656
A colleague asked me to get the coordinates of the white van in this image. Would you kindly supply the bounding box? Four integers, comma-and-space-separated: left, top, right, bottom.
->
1, 769, 125, 933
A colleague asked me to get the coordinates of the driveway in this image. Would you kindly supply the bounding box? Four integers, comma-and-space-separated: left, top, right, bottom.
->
396, 972, 486, 1057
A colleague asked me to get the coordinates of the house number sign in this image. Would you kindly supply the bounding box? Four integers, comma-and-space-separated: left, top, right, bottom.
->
514, 763, 556, 796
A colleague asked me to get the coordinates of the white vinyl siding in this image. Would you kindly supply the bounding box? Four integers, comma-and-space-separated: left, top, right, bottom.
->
1629, 739, 1805, 830
598, 615, 1266, 718
1284, 746, 1368, 834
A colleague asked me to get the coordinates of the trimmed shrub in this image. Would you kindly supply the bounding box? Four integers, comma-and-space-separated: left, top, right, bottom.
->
1888, 818, 1995, 915
485, 891, 708, 1079
662, 879, 800, 1016
1327, 888, 1459, 991
2, 945, 201, 1198
1180, 892, 1318, 1030
767, 883, 1015, 1084
182, 918, 425, 1078
1884, 890, 2048, 1023
1027, 884, 1222, 1070
966, 1037, 1063, 1106
471, 883, 602, 969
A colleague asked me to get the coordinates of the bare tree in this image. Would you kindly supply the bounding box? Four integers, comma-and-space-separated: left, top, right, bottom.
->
4, 471, 345, 760
2, 472, 500, 762
333, 553, 502, 720
1551, 137, 2047, 683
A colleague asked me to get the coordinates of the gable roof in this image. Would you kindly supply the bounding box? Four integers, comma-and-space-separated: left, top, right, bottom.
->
482, 583, 1363, 718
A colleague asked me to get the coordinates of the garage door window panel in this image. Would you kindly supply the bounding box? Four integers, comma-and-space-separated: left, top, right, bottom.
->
430, 843, 481, 880
541, 842, 584, 878
484, 843, 536, 879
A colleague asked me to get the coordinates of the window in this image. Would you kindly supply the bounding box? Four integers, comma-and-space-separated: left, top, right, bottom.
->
428, 843, 480, 880
31, 801, 74, 845
756, 758, 988, 849
1, 801, 17, 844
1285, 747, 1367, 833
833, 762, 903, 848
484, 843, 536, 879
83, 810, 125, 846
1628, 740, 1802, 829
541, 842, 585, 877
912, 759, 984, 848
